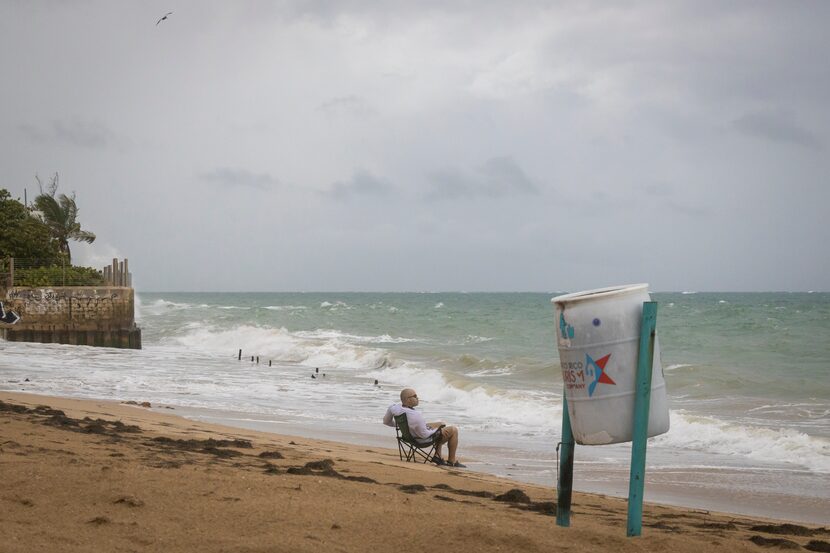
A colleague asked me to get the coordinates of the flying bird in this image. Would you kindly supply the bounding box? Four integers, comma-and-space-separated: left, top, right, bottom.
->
156, 11, 173, 25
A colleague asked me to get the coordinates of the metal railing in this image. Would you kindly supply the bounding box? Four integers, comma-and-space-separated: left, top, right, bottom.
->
1, 257, 116, 287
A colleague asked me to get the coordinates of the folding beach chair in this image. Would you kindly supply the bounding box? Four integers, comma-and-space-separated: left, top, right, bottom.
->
393, 413, 441, 464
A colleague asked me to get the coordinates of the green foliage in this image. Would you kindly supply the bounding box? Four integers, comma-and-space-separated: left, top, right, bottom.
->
33, 173, 96, 264
0, 188, 60, 260
13, 264, 105, 287
1, 187, 104, 287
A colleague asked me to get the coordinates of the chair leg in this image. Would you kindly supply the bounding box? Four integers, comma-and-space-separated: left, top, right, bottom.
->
396, 438, 438, 464
411, 444, 435, 464
402, 442, 415, 462
422, 445, 436, 464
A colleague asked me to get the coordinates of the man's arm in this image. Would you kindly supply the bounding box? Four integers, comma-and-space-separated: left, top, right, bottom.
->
382, 404, 396, 427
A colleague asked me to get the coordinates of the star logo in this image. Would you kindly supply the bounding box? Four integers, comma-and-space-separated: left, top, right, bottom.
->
586, 353, 615, 397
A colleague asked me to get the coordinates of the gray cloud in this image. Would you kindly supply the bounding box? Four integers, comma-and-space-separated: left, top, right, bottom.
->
200, 168, 279, 190
732, 109, 821, 149
327, 170, 395, 200
427, 157, 538, 201
318, 95, 376, 118
1, 2, 828, 291
663, 199, 710, 217
424, 168, 472, 201
18, 120, 119, 150
641, 183, 709, 216
642, 183, 673, 197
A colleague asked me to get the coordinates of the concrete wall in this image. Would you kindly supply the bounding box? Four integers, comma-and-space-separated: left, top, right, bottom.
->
1, 286, 141, 349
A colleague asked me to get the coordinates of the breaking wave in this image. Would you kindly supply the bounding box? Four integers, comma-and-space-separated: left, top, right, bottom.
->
168, 324, 399, 371
654, 411, 830, 473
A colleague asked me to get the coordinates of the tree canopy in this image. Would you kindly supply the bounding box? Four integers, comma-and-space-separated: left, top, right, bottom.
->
0, 188, 60, 261
32, 173, 96, 264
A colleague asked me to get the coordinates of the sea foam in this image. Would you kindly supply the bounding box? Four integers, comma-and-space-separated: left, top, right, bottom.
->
654, 411, 830, 473
367, 364, 561, 430
170, 324, 395, 371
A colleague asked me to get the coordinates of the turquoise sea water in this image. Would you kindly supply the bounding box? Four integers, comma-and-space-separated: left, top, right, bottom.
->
2, 291, 828, 522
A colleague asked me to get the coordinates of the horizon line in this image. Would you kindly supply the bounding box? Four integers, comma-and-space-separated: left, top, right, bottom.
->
133, 289, 826, 294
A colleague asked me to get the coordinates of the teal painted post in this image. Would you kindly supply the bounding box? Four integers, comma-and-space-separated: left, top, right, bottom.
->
627, 301, 658, 537
556, 394, 575, 527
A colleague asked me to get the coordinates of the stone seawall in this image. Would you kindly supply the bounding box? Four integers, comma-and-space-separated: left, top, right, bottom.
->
1, 286, 141, 349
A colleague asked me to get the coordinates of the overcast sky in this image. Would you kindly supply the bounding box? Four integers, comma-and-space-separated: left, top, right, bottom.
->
2, 1, 828, 292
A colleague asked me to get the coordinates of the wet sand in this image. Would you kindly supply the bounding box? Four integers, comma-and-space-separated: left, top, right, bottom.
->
1, 392, 828, 553
172, 404, 829, 525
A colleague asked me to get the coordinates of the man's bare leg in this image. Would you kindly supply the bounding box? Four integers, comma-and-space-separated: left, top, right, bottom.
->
443, 426, 459, 464
428, 421, 446, 460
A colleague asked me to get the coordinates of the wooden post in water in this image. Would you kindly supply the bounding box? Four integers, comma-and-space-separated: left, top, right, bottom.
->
238, 349, 242, 361
556, 395, 575, 527
626, 302, 658, 537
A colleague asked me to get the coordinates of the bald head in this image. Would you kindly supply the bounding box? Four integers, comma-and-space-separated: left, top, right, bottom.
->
400, 388, 419, 407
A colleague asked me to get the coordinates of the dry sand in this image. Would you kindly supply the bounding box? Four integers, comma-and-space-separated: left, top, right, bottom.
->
1, 391, 828, 553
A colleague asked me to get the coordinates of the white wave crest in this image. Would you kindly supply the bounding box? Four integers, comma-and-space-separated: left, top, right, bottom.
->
320, 301, 351, 310
294, 329, 415, 344
134, 293, 144, 320
367, 364, 561, 429
466, 367, 514, 377
264, 305, 308, 311
140, 299, 194, 315
170, 324, 391, 370
155, 299, 191, 309
362, 334, 414, 344
653, 411, 830, 473
434, 302, 444, 309
664, 363, 693, 372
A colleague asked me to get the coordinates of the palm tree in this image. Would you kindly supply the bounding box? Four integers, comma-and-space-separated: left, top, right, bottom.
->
33, 173, 96, 264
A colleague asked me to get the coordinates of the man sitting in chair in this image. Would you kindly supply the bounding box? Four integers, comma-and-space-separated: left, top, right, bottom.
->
383, 387, 466, 468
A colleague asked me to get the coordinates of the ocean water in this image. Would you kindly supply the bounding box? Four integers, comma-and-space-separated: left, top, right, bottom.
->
1, 291, 828, 523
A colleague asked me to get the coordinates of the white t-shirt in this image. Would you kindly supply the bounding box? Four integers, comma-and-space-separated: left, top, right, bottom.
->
383, 403, 435, 440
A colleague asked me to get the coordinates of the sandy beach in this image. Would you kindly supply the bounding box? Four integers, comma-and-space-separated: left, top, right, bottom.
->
1, 392, 827, 553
